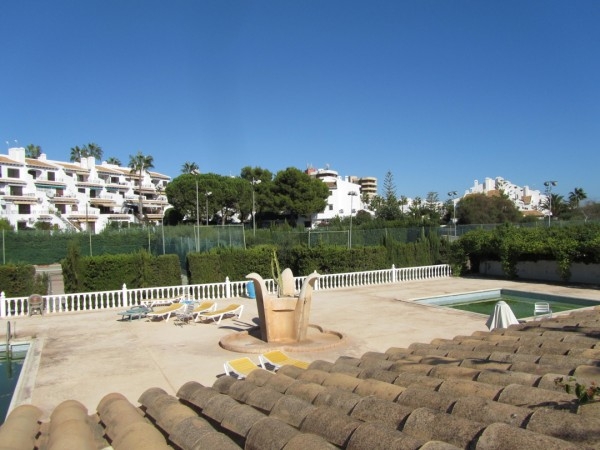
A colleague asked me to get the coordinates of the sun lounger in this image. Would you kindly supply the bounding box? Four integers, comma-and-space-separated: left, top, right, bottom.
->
191, 301, 217, 320
146, 303, 186, 322
258, 350, 310, 370
118, 305, 151, 321
195, 304, 243, 325
224, 357, 262, 379
141, 295, 183, 308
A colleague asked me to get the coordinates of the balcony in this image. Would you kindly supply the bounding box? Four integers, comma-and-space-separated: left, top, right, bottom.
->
1, 192, 39, 204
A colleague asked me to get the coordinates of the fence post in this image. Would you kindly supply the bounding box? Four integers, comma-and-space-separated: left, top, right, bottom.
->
122, 284, 128, 307
0, 291, 5, 318
225, 277, 231, 299
391, 265, 396, 283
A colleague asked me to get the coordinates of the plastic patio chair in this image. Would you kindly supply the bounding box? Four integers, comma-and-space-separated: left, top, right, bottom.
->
173, 303, 196, 325
534, 302, 552, 319
28, 294, 44, 316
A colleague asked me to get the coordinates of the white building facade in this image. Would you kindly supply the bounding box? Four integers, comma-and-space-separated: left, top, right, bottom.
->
466, 177, 546, 216
0, 147, 170, 233
305, 167, 366, 227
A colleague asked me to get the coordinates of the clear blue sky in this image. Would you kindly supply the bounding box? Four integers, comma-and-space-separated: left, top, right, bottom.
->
2, 1, 599, 201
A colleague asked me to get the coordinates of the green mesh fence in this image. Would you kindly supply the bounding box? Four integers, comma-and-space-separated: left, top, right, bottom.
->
0, 225, 247, 268
3, 221, 596, 267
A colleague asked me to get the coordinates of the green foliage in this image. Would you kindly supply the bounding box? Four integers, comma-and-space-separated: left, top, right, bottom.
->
270, 167, 330, 225
270, 249, 283, 294
0, 219, 14, 231
457, 194, 523, 224
62, 241, 82, 292
0, 264, 48, 296
453, 223, 600, 279
62, 250, 180, 293
555, 377, 600, 404
187, 245, 277, 284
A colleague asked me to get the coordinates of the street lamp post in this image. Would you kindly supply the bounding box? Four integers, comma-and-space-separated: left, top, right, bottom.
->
448, 191, 458, 237
544, 181, 558, 227
251, 178, 261, 237
348, 191, 358, 248
205, 191, 212, 226
191, 170, 200, 251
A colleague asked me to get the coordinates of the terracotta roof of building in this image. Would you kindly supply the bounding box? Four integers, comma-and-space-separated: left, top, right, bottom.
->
3, 307, 600, 449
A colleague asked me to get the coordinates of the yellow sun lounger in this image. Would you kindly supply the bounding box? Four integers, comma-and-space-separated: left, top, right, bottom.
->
258, 350, 310, 370
146, 303, 185, 322
224, 357, 261, 379
195, 304, 243, 325
191, 301, 217, 319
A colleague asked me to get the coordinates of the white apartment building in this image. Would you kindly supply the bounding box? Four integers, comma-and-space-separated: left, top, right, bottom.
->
0, 147, 171, 233
465, 177, 546, 216
305, 166, 368, 227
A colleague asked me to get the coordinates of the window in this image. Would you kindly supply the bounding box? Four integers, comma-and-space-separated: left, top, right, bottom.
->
9, 186, 23, 196
47, 172, 56, 181
328, 204, 333, 211
7, 168, 19, 178
18, 204, 31, 214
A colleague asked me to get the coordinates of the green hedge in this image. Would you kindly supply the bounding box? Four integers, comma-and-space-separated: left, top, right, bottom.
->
61, 249, 181, 293
187, 232, 445, 283
454, 223, 600, 281
0, 264, 49, 297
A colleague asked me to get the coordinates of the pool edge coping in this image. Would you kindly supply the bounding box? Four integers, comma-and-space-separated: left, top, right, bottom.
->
6, 337, 44, 419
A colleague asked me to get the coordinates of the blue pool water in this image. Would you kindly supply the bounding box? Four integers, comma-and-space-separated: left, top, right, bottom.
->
0, 346, 27, 424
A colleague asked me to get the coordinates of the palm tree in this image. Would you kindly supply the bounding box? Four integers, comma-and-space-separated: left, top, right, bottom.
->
25, 144, 42, 158
83, 142, 103, 161
398, 195, 408, 214
181, 162, 199, 174
540, 193, 566, 219
70, 145, 83, 162
105, 157, 122, 166
128, 151, 154, 221
568, 187, 587, 209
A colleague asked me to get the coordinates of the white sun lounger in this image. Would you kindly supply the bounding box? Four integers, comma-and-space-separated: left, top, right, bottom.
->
195, 304, 243, 325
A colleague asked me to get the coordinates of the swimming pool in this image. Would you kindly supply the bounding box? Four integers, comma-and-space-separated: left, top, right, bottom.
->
0, 344, 28, 424
414, 289, 600, 319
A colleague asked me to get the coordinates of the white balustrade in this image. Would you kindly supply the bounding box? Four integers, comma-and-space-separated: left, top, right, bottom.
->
0, 264, 451, 318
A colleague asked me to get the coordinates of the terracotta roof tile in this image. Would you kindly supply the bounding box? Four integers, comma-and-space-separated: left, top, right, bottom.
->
5, 308, 600, 448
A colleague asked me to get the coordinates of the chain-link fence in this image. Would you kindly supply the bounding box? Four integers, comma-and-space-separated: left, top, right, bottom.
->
3, 220, 595, 268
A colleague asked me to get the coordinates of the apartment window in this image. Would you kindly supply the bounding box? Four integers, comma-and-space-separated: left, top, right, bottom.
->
9, 186, 23, 196
7, 168, 19, 178
328, 204, 333, 211
18, 204, 31, 214
47, 172, 56, 181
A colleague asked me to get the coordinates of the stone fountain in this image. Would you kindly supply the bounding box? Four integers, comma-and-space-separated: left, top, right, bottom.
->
219, 269, 345, 353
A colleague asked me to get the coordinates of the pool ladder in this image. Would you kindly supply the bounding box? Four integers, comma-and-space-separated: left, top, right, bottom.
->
5, 321, 14, 358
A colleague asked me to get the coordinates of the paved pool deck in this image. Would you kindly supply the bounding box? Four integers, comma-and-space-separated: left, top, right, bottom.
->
7, 276, 600, 420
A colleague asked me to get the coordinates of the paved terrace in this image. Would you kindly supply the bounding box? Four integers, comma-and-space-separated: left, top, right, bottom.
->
8, 276, 600, 420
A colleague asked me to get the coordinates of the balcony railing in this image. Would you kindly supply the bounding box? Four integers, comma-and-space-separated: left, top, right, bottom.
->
0, 264, 452, 318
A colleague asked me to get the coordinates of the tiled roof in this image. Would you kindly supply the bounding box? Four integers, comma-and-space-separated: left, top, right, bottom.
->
3, 308, 600, 449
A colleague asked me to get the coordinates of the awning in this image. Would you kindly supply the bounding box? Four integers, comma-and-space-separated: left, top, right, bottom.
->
35, 183, 66, 189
